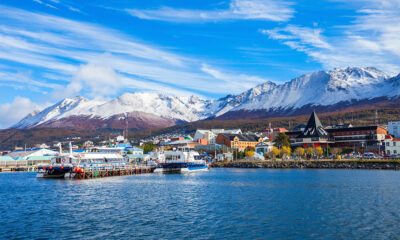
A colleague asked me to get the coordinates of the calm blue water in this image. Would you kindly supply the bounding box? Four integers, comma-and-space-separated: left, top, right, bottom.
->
1, 169, 400, 239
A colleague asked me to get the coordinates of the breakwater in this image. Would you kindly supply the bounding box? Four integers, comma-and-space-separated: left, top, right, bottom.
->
212, 160, 400, 170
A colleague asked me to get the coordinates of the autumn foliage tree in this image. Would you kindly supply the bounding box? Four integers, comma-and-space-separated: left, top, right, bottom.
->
306, 147, 314, 159
281, 146, 291, 159
245, 150, 255, 158
269, 147, 280, 159
295, 147, 305, 159
315, 146, 324, 158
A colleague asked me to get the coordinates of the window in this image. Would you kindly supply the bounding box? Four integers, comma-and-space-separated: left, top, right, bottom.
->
386, 142, 390, 146
395, 150, 398, 154
394, 142, 397, 146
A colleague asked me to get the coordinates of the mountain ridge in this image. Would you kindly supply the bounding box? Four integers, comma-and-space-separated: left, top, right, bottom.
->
12, 66, 400, 130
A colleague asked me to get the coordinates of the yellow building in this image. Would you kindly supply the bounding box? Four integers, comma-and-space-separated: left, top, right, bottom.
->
216, 133, 263, 151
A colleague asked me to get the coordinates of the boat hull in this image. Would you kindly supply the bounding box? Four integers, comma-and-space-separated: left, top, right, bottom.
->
154, 162, 209, 173
36, 167, 73, 178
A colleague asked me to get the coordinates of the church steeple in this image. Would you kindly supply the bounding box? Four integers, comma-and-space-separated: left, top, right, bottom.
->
298, 111, 329, 138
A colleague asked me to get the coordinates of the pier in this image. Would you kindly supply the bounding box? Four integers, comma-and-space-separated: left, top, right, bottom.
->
72, 166, 155, 179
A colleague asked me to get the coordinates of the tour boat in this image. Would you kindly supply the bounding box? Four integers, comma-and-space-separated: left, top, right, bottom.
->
37, 143, 127, 178
153, 147, 209, 173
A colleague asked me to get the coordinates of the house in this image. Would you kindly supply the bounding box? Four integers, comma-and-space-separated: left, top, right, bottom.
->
83, 141, 94, 148
128, 146, 144, 155
216, 133, 263, 151
193, 129, 242, 144
255, 142, 274, 155
384, 135, 400, 156
263, 128, 288, 141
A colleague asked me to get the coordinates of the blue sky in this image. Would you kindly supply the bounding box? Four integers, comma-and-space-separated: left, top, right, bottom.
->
0, 0, 399, 128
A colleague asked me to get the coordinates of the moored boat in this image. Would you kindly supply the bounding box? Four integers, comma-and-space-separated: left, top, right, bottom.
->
154, 147, 209, 173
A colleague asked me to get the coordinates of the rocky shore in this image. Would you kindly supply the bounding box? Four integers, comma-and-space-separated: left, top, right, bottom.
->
212, 160, 400, 170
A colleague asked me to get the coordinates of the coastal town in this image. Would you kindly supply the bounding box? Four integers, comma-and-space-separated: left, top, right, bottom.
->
1, 111, 400, 173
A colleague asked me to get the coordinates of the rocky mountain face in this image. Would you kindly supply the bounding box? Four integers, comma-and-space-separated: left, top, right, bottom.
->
12, 67, 400, 130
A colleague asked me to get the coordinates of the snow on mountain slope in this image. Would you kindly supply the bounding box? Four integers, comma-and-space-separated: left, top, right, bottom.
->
12, 67, 400, 129
89, 92, 214, 122
220, 67, 398, 112
13, 97, 105, 129
12, 93, 215, 129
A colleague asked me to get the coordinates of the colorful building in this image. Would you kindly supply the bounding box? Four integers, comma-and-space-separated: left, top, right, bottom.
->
263, 128, 288, 141
216, 133, 263, 151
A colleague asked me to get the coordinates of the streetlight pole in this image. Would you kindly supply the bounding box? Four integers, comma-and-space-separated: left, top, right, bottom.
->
214, 142, 217, 162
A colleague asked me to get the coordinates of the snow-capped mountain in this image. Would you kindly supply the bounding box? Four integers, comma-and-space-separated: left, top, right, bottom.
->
214, 67, 397, 113
12, 93, 218, 129
12, 67, 400, 130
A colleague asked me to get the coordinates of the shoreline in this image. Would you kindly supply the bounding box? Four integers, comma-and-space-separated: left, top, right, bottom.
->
212, 159, 400, 170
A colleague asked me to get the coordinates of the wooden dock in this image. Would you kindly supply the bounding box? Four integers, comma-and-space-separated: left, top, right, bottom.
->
72, 166, 155, 179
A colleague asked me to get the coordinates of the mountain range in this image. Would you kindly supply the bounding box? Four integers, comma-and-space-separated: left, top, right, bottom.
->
12, 67, 400, 130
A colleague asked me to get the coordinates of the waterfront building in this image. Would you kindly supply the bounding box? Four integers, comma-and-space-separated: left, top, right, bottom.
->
327, 126, 386, 152
290, 111, 333, 148
388, 121, 400, 138
255, 142, 274, 155
384, 135, 400, 156
5, 148, 57, 160
216, 133, 263, 151
287, 111, 387, 153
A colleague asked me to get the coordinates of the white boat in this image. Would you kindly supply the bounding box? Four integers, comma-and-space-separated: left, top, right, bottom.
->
153, 147, 209, 173
37, 143, 128, 178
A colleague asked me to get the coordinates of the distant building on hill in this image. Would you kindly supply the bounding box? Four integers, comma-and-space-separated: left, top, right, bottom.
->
263, 127, 288, 141
193, 129, 242, 144
216, 133, 263, 151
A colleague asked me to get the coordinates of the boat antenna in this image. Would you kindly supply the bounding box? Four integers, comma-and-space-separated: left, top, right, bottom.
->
69, 141, 73, 157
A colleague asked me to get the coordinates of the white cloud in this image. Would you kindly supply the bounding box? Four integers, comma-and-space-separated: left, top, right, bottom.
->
201, 63, 267, 91
0, 5, 271, 100
261, 1, 400, 74
127, 0, 294, 22
60, 60, 121, 99
0, 97, 46, 129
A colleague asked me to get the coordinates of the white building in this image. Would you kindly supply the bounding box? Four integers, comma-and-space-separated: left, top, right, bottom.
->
388, 121, 400, 138
384, 135, 400, 156
255, 142, 274, 155
5, 148, 57, 160
193, 129, 242, 144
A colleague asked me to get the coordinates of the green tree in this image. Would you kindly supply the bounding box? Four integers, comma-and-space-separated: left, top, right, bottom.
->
274, 133, 291, 149
143, 142, 154, 154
